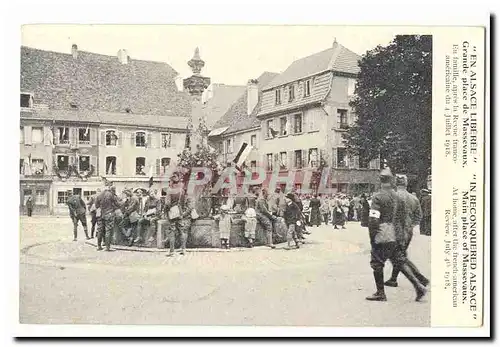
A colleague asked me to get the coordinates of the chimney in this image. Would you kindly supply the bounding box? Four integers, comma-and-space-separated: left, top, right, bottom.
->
247, 79, 259, 116
117, 49, 129, 64
71, 44, 78, 59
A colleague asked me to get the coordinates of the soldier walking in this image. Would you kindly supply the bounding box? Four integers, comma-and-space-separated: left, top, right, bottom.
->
66, 190, 90, 241
385, 175, 429, 288
95, 185, 120, 251
365, 167, 427, 302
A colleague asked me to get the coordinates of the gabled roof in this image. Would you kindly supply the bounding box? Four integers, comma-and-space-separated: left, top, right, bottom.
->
212, 71, 279, 135
20, 46, 191, 117
202, 84, 246, 129
264, 42, 360, 90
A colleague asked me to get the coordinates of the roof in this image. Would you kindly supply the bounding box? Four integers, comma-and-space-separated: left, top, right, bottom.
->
264, 42, 360, 90
20, 46, 191, 117
202, 84, 246, 129
207, 126, 229, 137
212, 71, 279, 135
20, 109, 189, 130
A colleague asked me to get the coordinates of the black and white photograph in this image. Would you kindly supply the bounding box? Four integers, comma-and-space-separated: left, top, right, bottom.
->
14, 23, 486, 335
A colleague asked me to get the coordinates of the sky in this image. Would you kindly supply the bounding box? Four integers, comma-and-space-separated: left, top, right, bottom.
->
21, 25, 400, 86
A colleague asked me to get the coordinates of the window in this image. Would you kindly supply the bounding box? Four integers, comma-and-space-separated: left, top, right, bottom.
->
135, 132, 146, 147
106, 130, 118, 146
20, 159, 24, 175
20, 127, 24, 144
279, 151, 288, 170
78, 128, 90, 144
288, 84, 295, 102
161, 157, 171, 172
20, 93, 33, 108
337, 148, 348, 168
275, 89, 281, 105
250, 134, 257, 147
250, 160, 257, 170
161, 133, 172, 148
83, 191, 96, 202
337, 109, 348, 129
35, 190, 47, 205
106, 156, 117, 175
348, 78, 356, 96
309, 148, 318, 168
294, 150, 303, 169
79, 155, 90, 171
136, 157, 146, 175
293, 114, 303, 134
57, 155, 69, 171
226, 138, 233, 153
58, 127, 70, 144
266, 119, 275, 138
279, 116, 288, 136
32, 127, 43, 144
304, 80, 311, 97
266, 153, 273, 171
32, 159, 45, 175
359, 151, 370, 169
57, 191, 71, 205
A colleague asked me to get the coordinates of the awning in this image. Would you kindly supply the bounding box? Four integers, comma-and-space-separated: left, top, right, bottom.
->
208, 126, 229, 137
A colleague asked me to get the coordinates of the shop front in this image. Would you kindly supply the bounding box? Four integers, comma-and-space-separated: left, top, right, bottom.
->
20, 178, 52, 215
51, 177, 105, 215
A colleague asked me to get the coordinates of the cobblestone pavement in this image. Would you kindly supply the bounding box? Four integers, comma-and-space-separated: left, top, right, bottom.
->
19, 216, 431, 326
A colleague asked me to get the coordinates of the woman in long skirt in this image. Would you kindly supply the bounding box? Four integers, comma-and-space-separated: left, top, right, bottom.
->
309, 194, 322, 227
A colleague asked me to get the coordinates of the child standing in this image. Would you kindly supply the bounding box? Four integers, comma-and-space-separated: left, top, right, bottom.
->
215, 205, 232, 249
241, 207, 257, 248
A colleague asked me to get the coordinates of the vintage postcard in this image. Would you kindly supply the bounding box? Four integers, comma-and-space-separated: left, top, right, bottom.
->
15, 23, 488, 337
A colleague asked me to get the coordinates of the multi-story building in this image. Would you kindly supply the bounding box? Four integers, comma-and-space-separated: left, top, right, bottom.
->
256, 41, 380, 194
208, 72, 278, 172
209, 42, 380, 194
20, 45, 191, 215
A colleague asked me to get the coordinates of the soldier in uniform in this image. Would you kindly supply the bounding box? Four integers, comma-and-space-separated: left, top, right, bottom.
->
385, 174, 429, 288
95, 185, 120, 251
255, 187, 276, 249
165, 172, 193, 256
87, 188, 101, 238
137, 189, 161, 245
66, 190, 90, 241
122, 189, 141, 247
366, 167, 427, 302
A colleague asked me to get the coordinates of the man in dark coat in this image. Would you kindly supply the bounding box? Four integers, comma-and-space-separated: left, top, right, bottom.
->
256, 188, 276, 249
309, 194, 322, 227
283, 192, 301, 250
360, 194, 370, 227
26, 195, 34, 217
122, 189, 141, 246
365, 168, 427, 302
385, 174, 429, 288
66, 191, 90, 241
95, 186, 120, 251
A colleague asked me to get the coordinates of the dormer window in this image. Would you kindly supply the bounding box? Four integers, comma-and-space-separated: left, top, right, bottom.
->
275, 89, 281, 105
304, 80, 311, 97
70, 103, 78, 109
20, 93, 33, 108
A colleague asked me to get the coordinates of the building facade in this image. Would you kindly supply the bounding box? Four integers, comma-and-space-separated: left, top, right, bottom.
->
20, 45, 191, 215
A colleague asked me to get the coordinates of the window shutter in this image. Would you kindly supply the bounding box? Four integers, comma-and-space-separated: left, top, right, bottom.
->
115, 157, 121, 176
43, 127, 50, 145
348, 154, 355, 169
301, 150, 307, 169
117, 131, 123, 147
332, 148, 338, 168
90, 128, 97, 145
147, 133, 153, 148
91, 156, 97, 175
54, 128, 59, 145
156, 159, 161, 176
262, 154, 267, 171
288, 151, 294, 169
274, 153, 279, 169
71, 128, 78, 146
131, 132, 135, 147
24, 126, 32, 145
100, 131, 105, 146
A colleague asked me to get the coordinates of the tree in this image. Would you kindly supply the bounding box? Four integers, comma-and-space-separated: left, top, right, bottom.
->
344, 35, 432, 190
